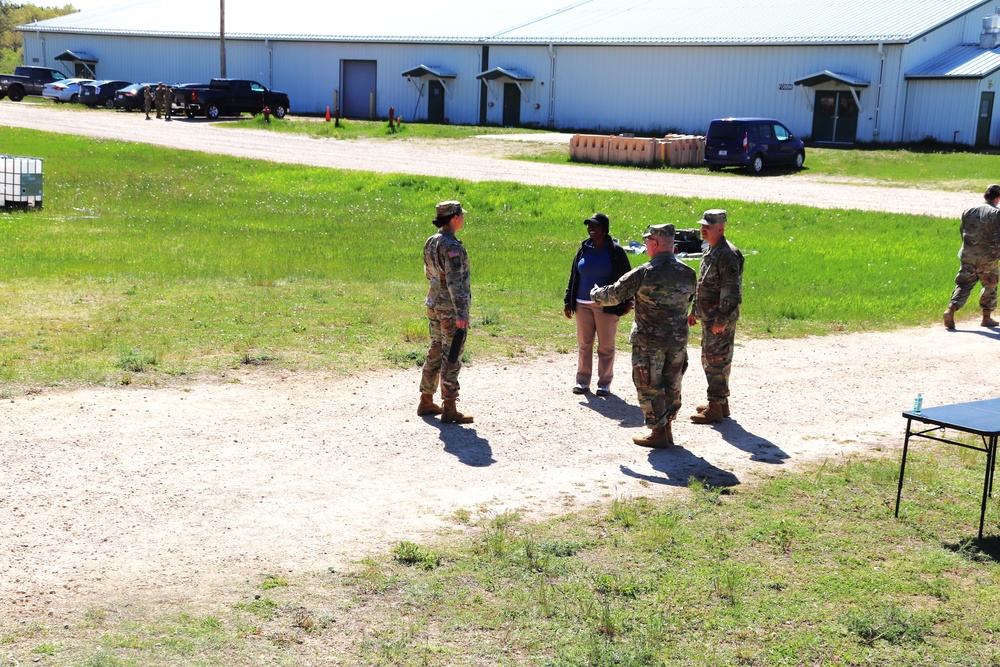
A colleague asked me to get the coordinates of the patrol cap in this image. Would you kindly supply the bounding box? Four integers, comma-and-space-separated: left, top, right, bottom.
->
436, 200, 466, 217
986, 184, 1000, 198
699, 209, 727, 226
642, 223, 675, 239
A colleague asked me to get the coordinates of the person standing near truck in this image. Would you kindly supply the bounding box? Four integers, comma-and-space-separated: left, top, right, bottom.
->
418, 200, 474, 424
154, 83, 165, 119
142, 85, 153, 120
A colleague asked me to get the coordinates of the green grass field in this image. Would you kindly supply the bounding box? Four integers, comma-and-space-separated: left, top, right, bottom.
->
0, 126, 963, 389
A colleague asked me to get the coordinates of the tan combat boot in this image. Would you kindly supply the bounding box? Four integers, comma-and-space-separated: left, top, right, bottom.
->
691, 400, 726, 424
696, 399, 730, 418
943, 308, 956, 330
632, 423, 672, 448
982, 310, 999, 327
440, 398, 474, 424
417, 393, 443, 416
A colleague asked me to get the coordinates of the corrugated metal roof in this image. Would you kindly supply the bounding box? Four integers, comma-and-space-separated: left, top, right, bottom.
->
907, 44, 1000, 77
16, 0, 575, 42
492, 0, 995, 45
18, 0, 995, 45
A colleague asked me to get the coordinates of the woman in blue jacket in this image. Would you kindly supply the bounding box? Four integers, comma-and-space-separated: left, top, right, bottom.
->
563, 213, 634, 396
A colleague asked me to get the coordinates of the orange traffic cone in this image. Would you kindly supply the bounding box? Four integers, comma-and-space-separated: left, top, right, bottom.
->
325, 106, 331, 122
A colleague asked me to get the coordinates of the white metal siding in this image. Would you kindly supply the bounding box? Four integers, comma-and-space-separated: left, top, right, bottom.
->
903, 79, 980, 143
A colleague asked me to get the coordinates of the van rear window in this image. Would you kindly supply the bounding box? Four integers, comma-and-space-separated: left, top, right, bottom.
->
708, 121, 741, 140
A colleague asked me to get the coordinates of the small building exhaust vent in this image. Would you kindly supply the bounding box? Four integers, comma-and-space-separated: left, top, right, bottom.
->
981, 14, 1000, 50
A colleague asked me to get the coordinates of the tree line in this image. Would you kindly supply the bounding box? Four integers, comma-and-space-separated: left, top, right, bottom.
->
0, 2, 77, 73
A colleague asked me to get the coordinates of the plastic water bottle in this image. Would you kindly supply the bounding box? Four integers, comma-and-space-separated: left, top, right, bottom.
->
913, 392, 923, 414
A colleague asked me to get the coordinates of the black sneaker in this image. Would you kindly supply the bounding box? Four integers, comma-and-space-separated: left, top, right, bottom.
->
572, 383, 589, 394
596, 386, 611, 397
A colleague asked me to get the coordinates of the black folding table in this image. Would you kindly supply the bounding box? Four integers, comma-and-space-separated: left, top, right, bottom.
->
895, 398, 1000, 539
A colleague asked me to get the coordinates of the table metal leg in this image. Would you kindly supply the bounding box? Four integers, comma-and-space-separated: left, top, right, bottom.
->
895, 418, 912, 519
979, 435, 996, 540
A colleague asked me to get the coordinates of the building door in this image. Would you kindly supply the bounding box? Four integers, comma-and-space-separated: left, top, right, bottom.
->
811, 91, 859, 143
342, 60, 377, 119
977, 91, 995, 147
502, 83, 520, 127
428, 80, 445, 124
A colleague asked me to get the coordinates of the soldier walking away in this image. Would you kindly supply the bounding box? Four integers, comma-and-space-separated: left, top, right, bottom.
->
163, 85, 173, 120
689, 209, 744, 424
154, 83, 165, 119
591, 224, 696, 448
418, 200, 474, 424
943, 184, 1000, 330
142, 85, 152, 120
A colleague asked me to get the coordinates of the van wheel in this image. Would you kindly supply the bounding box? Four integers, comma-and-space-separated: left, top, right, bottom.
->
750, 155, 765, 174
794, 151, 805, 170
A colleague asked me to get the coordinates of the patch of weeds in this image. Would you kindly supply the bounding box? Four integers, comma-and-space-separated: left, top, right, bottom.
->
260, 573, 288, 589
712, 567, 743, 605
31, 642, 59, 655
845, 605, 934, 645
238, 350, 279, 366
292, 608, 323, 634
234, 596, 279, 620
608, 497, 642, 529
347, 557, 398, 595
594, 573, 647, 598
384, 347, 426, 367
537, 538, 585, 557
78, 651, 126, 667
451, 508, 472, 524
688, 477, 726, 505
391, 541, 442, 570
475, 511, 521, 559
114, 346, 157, 373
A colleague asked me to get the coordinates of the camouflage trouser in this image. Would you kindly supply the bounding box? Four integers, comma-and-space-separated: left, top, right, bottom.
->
949, 259, 999, 312
632, 343, 688, 429
419, 308, 465, 400
699, 322, 737, 402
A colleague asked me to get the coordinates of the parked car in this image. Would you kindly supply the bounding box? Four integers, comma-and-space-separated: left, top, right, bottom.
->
42, 77, 94, 103
113, 83, 156, 111
79, 79, 133, 108
0, 66, 67, 101
703, 117, 805, 174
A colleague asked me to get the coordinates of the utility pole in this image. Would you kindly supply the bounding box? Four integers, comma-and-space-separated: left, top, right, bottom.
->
220, 0, 226, 77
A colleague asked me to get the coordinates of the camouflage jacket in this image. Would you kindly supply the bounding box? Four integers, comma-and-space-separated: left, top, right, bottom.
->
693, 236, 744, 327
423, 229, 470, 319
959, 202, 1000, 263
590, 252, 696, 347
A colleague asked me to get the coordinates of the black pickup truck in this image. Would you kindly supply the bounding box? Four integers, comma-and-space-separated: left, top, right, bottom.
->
176, 79, 289, 119
0, 66, 67, 101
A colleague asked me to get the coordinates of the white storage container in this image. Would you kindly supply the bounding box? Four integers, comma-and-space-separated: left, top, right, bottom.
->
0, 155, 43, 209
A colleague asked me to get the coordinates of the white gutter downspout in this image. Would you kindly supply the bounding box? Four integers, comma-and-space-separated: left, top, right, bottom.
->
547, 43, 556, 127
873, 42, 885, 138
264, 38, 273, 89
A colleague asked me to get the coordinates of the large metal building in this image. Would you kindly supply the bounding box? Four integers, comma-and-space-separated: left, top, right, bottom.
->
17, 0, 1000, 145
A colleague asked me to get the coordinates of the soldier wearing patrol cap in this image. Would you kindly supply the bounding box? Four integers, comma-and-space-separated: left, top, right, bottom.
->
591, 223, 696, 447
418, 200, 474, 424
943, 184, 1000, 330
688, 209, 744, 424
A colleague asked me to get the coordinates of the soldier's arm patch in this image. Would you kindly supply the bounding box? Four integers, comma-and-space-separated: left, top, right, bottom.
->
448, 250, 461, 258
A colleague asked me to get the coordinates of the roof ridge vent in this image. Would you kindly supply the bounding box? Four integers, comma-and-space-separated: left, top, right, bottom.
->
981, 14, 1000, 50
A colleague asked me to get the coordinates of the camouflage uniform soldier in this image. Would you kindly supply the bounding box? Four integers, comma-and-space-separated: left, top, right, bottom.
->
591, 224, 696, 447
943, 184, 1000, 330
688, 209, 744, 424
418, 200, 474, 424
142, 85, 153, 120
154, 83, 165, 119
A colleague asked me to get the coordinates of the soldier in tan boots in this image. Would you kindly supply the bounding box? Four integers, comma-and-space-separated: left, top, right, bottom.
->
417, 200, 473, 424
943, 184, 1000, 331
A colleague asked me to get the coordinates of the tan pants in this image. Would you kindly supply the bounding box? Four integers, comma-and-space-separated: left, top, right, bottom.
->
575, 301, 620, 387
